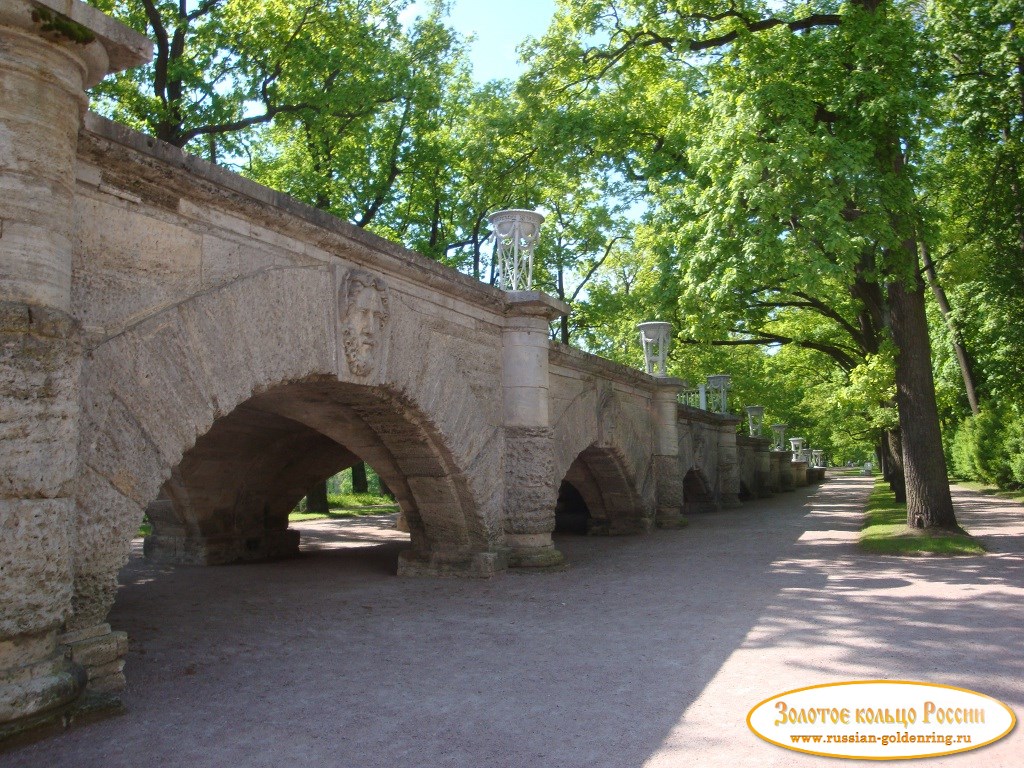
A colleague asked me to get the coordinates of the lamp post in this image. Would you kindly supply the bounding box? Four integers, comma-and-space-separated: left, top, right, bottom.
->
488, 209, 544, 291
637, 321, 673, 376
707, 374, 731, 414
745, 405, 765, 437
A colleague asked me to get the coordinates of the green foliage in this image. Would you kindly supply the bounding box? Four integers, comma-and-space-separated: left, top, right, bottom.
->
521, 0, 948, 465
860, 479, 984, 555
327, 466, 391, 497
924, 0, 1024, 407
291, 490, 397, 521
951, 406, 1024, 489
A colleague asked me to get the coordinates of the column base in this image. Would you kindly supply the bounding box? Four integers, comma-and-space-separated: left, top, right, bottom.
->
791, 462, 809, 487
718, 494, 742, 509
656, 506, 688, 529
397, 549, 506, 578
0, 688, 123, 751
60, 624, 127, 695
0, 631, 85, 726
505, 534, 566, 571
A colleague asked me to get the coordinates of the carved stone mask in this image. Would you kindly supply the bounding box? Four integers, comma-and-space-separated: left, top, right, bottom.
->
339, 269, 390, 377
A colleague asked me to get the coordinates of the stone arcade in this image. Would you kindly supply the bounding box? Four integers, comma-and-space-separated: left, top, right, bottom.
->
0, 0, 792, 742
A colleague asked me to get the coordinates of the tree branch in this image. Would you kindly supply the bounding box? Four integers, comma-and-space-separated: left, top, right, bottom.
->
681, 330, 858, 370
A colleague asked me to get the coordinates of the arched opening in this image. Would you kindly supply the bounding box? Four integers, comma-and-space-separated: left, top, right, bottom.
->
554, 445, 644, 536
144, 402, 365, 565
134, 376, 495, 577
554, 481, 590, 534
683, 468, 716, 514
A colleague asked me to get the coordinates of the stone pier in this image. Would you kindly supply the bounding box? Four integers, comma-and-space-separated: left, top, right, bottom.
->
0, 0, 149, 741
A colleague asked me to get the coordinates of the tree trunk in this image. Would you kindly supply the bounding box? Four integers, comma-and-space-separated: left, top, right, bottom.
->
307, 479, 329, 514
919, 242, 980, 414
884, 429, 907, 503
351, 462, 368, 493
556, 263, 570, 344
379, 476, 394, 500
887, 274, 958, 529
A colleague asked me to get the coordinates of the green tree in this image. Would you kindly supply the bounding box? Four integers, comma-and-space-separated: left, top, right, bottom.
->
925, 0, 1024, 409
524, 0, 958, 528
246, 4, 471, 235
89, 0, 435, 163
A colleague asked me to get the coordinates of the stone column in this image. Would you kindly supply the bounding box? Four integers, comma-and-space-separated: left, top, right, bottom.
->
502, 291, 568, 569
716, 417, 743, 508
768, 450, 782, 493
791, 460, 810, 487
0, 0, 149, 738
653, 378, 685, 528
712, 417, 745, 507
775, 451, 796, 491
752, 438, 773, 497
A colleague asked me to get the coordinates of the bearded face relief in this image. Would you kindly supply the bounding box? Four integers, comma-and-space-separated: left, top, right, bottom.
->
339, 269, 390, 377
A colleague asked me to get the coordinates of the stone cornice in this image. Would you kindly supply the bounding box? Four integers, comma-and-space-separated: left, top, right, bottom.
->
2, 0, 151, 84
678, 403, 741, 426
547, 343, 653, 391
504, 291, 569, 321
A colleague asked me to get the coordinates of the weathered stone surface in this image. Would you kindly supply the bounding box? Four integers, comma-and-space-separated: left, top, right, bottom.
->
737, 435, 773, 499
792, 460, 810, 487
503, 427, 558, 536
776, 451, 796, 491
63, 630, 127, 670
0, 646, 85, 725
397, 549, 506, 578
0, 500, 73, 639
655, 455, 685, 528
0, 304, 79, 500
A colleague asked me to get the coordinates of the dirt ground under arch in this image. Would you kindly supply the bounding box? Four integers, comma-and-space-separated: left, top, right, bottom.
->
6, 474, 1022, 767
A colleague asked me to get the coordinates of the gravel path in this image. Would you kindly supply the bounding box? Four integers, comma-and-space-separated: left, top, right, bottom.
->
5, 474, 1022, 767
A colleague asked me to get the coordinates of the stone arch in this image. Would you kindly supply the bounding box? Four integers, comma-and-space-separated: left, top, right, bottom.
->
556, 444, 646, 536
683, 468, 716, 514
143, 402, 363, 564
71, 267, 501, 635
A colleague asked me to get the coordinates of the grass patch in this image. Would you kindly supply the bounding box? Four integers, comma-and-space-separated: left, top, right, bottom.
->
860, 478, 985, 556
951, 479, 1024, 503
289, 492, 398, 522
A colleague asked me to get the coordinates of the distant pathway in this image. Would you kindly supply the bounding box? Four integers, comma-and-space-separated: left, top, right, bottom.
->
6, 476, 1022, 768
